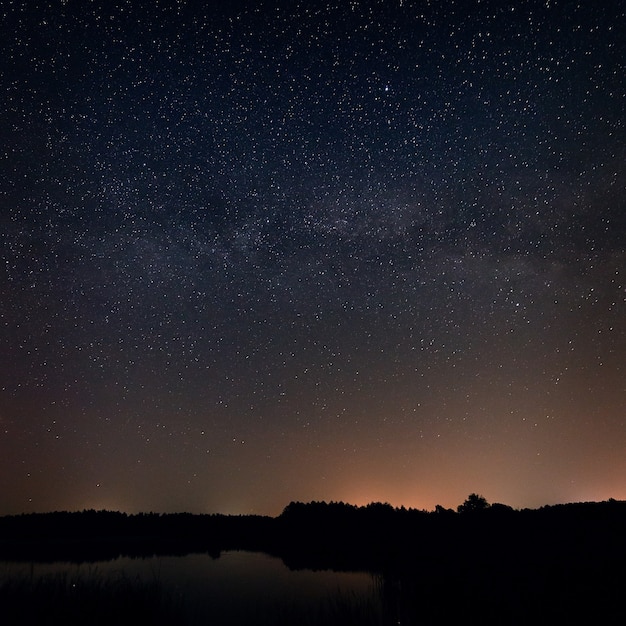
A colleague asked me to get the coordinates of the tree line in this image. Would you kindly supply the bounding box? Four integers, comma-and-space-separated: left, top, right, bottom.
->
1, 495, 625, 572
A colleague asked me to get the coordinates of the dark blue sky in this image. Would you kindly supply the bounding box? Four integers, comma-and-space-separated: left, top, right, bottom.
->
1, 0, 624, 515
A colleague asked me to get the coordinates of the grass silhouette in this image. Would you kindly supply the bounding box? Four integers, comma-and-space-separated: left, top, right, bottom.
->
0, 569, 183, 626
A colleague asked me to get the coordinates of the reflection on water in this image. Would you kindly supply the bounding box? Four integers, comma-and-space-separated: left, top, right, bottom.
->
0, 551, 374, 625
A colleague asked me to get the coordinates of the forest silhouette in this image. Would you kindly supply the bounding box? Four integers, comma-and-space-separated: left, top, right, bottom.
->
2, 496, 625, 569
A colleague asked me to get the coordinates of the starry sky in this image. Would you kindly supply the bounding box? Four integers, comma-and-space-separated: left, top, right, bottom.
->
1, 0, 624, 516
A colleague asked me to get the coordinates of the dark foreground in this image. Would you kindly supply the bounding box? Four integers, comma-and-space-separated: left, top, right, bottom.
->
1, 498, 626, 624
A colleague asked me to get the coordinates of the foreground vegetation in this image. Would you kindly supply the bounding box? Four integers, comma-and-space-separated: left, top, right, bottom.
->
0, 570, 182, 626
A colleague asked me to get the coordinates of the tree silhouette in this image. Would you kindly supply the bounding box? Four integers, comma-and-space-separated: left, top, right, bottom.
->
457, 493, 489, 513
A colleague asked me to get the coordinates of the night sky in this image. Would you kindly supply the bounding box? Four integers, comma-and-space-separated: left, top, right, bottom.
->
1, 0, 624, 516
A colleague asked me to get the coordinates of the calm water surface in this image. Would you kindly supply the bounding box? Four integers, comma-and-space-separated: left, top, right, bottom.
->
0, 551, 375, 624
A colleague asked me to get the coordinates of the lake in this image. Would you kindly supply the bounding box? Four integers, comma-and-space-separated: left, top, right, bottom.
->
3, 545, 623, 624
0, 551, 379, 625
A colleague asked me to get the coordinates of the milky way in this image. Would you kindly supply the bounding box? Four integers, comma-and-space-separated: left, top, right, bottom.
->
1, 0, 624, 515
